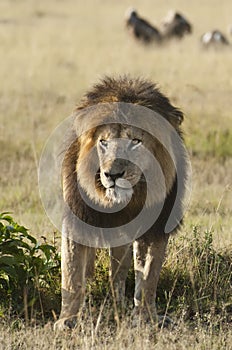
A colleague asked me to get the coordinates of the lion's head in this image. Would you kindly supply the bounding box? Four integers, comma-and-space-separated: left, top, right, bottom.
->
75, 120, 176, 209
62, 76, 187, 234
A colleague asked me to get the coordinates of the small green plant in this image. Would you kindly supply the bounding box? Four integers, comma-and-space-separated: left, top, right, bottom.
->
0, 212, 61, 321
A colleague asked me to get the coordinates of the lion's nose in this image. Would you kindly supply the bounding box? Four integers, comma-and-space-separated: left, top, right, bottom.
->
104, 171, 125, 182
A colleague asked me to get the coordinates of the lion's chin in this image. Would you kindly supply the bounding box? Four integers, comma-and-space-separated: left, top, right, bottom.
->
105, 186, 133, 205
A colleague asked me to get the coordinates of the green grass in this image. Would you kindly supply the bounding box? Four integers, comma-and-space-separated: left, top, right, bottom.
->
0, 0, 231, 348
186, 128, 232, 159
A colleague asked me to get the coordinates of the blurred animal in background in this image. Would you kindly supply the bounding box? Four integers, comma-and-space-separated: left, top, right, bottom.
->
125, 8, 192, 45
200, 30, 230, 48
160, 11, 192, 39
125, 8, 162, 44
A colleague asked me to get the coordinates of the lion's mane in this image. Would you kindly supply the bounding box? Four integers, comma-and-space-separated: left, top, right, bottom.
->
62, 76, 187, 236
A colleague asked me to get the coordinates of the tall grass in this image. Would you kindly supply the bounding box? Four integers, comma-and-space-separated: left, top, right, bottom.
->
0, 0, 231, 348
0, 214, 231, 349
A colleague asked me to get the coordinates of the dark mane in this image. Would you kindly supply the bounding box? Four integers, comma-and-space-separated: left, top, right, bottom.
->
76, 75, 184, 128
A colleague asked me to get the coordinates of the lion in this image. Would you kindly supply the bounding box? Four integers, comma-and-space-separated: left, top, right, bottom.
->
54, 76, 189, 330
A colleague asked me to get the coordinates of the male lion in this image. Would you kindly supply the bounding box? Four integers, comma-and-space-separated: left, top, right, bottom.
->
54, 76, 189, 330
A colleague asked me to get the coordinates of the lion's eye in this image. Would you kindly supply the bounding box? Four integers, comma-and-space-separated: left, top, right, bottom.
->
131, 138, 142, 147
99, 139, 108, 148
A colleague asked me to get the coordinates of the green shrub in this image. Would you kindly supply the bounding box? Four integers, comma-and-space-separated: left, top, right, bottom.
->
0, 212, 61, 321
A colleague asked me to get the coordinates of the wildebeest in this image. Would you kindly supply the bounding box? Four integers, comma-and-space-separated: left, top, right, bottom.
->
160, 11, 192, 39
125, 8, 192, 45
125, 8, 162, 44
200, 30, 230, 48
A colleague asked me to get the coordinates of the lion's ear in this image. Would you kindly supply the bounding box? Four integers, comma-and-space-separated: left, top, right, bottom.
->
167, 109, 184, 128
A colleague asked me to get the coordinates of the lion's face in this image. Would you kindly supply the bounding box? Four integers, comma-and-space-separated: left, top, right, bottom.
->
96, 125, 145, 205
75, 123, 175, 209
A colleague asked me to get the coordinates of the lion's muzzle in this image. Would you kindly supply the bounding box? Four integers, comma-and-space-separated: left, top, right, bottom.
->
104, 170, 125, 187
100, 166, 134, 204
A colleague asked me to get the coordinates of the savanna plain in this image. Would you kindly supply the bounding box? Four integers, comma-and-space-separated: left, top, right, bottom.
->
0, 0, 231, 349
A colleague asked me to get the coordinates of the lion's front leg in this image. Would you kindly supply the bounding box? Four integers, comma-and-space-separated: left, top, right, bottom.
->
133, 234, 169, 325
110, 244, 132, 311
54, 236, 95, 331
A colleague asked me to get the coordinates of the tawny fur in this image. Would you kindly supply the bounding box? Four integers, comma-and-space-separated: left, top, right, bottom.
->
54, 76, 188, 331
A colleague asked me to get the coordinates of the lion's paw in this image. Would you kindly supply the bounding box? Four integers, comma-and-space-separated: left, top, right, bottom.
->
157, 315, 175, 329
131, 307, 175, 329
54, 316, 77, 331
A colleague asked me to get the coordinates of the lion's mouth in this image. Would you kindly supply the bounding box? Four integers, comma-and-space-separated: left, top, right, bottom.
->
96, 170, 135, 204
104, 179, 133, 204
105, 186, 133, 204
99, 170, 132, 190
112, 178, 132, 189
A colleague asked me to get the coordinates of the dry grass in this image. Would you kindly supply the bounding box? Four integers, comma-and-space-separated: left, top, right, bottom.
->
0, 320, 232, 350
0, 0, 231, 348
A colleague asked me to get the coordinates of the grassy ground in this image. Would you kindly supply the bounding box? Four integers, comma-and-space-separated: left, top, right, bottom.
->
0, 320, 231, 350
0, 0, 231, 348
